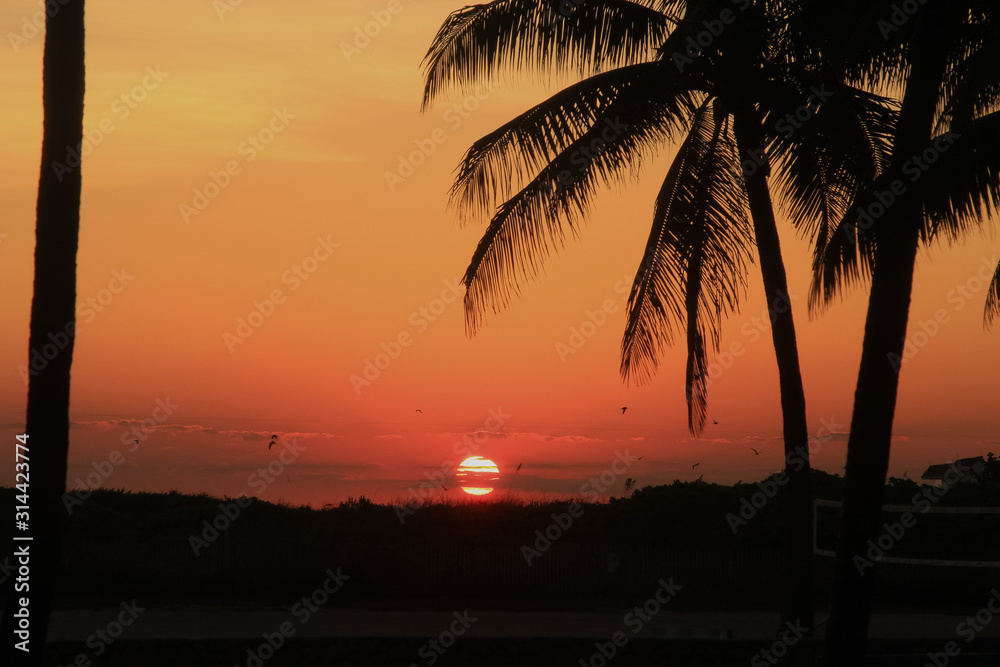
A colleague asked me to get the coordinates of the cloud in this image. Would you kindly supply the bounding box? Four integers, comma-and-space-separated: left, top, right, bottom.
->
157, 424, 218, 433
523, 462, 593, 470
294, 463, 383, 473
219, 429, 269, 442
219, 429, 343, 442
377, 434, 404, 439
162, 462, 383, 478
542, 435, 601, 443
73, 418, 142, 429
73, 419, 217, 434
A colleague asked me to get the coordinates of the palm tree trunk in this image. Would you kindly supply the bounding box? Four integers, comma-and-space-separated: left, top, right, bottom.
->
825, 227, 920, 665
1, 3, 85, 665
824, 6, 956, 662
733, 112, 814, 635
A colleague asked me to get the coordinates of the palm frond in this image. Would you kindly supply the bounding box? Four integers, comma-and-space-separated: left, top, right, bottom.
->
619, 100, 753, 435
450, 62, 697, 224
919, 112, 1000, 243
936, 3, 1000, 132
421, 0, 677, 110
461, 71, 695, 334
811, 114, 1000, 311
771, 83, 897, 250
780, 0, 909, 92
807, 179, 883, 312
986, 258, 1000, 330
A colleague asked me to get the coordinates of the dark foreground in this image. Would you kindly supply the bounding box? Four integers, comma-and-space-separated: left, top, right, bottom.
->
41, 637, 1000, 667
36, 606, 1000, 666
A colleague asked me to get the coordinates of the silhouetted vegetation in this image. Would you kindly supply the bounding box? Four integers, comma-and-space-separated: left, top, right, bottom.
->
3, 467, 997, 608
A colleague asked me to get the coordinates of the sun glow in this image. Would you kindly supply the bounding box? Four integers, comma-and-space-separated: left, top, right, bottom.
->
457, 456, 500, 496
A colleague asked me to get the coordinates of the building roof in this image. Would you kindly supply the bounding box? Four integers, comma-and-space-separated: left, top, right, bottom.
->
920, 457, 985, 481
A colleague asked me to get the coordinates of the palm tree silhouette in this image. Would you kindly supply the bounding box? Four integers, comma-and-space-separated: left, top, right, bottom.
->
796, 2, 1000, 662
422, 0, 893, 633
986, 261, 1000, 327
1, 2, 86, 663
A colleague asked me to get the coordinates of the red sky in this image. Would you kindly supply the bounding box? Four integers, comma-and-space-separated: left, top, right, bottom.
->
0, 0, 997, 507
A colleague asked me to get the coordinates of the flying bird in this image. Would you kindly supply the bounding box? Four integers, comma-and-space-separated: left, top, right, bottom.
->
631, 456, 643, 461
692, 463, 700, 470
134, 440, 139, 445
269, 434, 278, 450
713, 420, 719, 425
621, 407, 628, 414
507, 462, 523, 494
415, 409, 422, 413
750, 448, 760, 455
440, 484, 449, 491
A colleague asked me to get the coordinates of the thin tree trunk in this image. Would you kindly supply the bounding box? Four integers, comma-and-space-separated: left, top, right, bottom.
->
1, 3, 86, 665
734, 112, 814, 636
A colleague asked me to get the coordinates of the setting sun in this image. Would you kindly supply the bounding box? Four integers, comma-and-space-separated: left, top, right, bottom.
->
456, 456, 500, 496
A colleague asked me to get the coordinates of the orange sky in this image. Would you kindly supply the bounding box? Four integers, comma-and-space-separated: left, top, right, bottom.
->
0, 0, 997, 507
